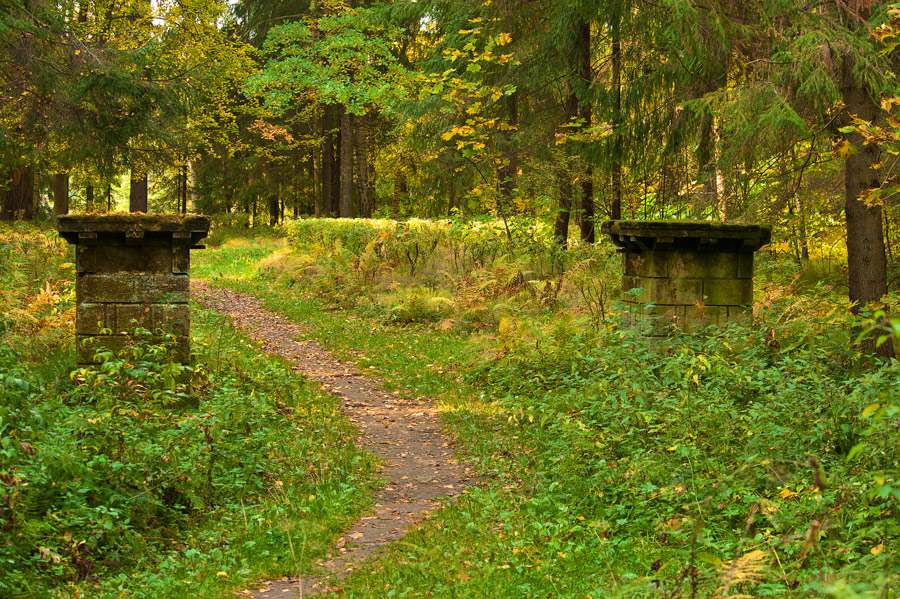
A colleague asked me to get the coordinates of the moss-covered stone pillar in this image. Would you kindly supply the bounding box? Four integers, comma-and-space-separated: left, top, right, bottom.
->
600, 220, 771, 335
58, 214, 210, 363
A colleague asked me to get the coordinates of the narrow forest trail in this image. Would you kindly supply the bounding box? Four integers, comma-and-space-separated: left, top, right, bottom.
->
192, 281, 477, 597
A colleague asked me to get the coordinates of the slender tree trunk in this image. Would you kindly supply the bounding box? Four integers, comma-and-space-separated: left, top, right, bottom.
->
331, 108, 341, 215
85, 184, 94, 212
340, 106, 354, 218
1, 165, 34, 220
554, 170, 573, 247
106, 184, 112, 212
795, 195, 809, 261
355, 112, 372, 218
448, 177, 457, 216
180, 165, 188, 213
129, 169, 148, 212
610, 7, 623, 221
392, 173, 403, 219
52, 172, 68, 216
320, 107, 334, 216
576, 18, 595, 243
268, 193, 279, 226
32, 169, 41, 216
367, 113, 377, 214
841, 64, 893, 359
500, 91, 519, 202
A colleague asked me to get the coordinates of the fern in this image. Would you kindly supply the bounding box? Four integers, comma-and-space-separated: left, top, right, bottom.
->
715, 549, 768, 598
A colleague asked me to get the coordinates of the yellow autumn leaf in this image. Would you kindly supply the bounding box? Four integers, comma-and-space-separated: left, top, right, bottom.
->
779, 488, 797, 499
871, 544, 884, 555
833, 139, 857, 159
862, 403, 881, 418
216, 571, 228, 578
497, 32, 512, 45
859, 188, 883, 208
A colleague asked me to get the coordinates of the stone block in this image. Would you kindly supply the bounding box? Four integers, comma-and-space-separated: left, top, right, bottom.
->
114, 304, 153, 333
172, 246, 190, 274
737, 253, 754, 279
76, 334, 189, 364
76, 303, 114, 335
624, 251, 667, 278
669, 251, 740, 280
703, 278, 752, 306
151, 304, 190, 335
727, 306, 752, 324
627, 276, 703, 306
77, 273, 189, 303
76, 245, 173, 274
113, 304, 190, 336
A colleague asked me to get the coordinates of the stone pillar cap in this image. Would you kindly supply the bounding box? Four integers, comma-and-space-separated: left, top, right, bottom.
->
58, 213, 211, 247
600, 219, 771, 252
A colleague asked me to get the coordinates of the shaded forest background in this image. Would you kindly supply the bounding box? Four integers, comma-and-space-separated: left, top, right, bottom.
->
2, 0, 900, 314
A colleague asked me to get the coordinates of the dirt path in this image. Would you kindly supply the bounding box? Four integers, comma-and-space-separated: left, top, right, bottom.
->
192, 281, 476, 597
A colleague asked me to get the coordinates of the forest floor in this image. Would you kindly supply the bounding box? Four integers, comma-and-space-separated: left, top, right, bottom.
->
193, 281, 481, 597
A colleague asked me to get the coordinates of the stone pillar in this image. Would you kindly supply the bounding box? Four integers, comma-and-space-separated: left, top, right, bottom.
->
57, 214, 210, 363
600, 220, 771, 335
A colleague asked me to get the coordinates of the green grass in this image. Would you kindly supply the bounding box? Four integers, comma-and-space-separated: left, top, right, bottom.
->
0, 224, 378, 598
192, 228, 900, 599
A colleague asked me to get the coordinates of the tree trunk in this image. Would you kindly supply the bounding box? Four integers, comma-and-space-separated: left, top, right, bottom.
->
85, 184, 95, 212
129, 169, 148, 212
795, 195, 809, 261
367, 113, 377, 214
32, 170, 41, 216
268, 193, 280, 226
448, 176, 457, 216
610, 7, 623, 221
355, 112, 372, 218
576, 18, 595, 243
841, 65, 893, 359
554, 170, 572, 247
499, 91, 519, 202
52, 172, 68, 216
320, 107, 335, 216
1, 165, 34, 220
392, 172, 404, 219
340, 107, 354, 218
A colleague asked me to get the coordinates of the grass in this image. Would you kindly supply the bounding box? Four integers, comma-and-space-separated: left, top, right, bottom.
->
0, 224, 377, 598
191, 224, 900, 599
3, 220, 898, 598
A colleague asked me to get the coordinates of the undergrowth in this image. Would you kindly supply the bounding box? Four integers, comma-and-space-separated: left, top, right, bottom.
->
0, 223, 376, 598
193, 221, 899, 598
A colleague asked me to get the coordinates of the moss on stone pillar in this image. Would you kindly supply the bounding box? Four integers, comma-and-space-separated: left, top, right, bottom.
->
58, 214, 210, 364
601, 220, 771, 336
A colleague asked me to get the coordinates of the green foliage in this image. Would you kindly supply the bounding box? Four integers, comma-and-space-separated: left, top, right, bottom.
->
194, 227, 900, 597
247, 6, 409, 115
0, 224, 375, 597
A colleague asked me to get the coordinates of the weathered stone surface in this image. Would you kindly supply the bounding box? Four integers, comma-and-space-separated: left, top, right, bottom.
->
624, 251, 667, 278
59, 214, 208, 365
114, 303, 190, 335
76, 273, 189, 303
626, 276, 704, 305
76, 245, 174, 273
172, 246, 191, 274
76, 334, 190, 364
602, 219, 769, 336
76, 303, 115, 335
601, 220, 771, 253
703, 278, 752, 306
58, 213, 211, 247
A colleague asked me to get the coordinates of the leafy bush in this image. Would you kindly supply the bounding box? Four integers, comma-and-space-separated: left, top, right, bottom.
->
0, 224, 375, 597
